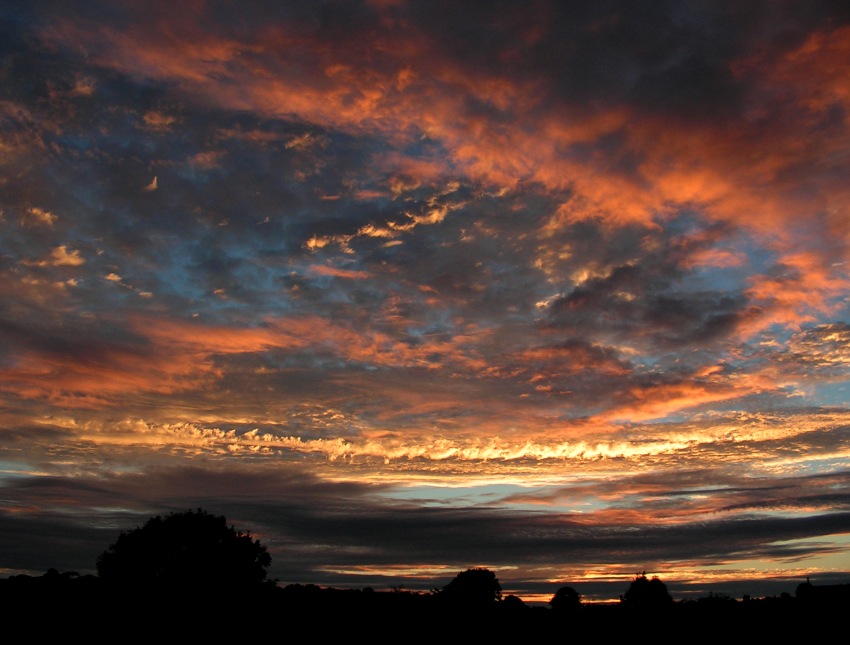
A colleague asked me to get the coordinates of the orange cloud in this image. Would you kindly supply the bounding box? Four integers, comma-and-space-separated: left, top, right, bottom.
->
742, 251, 850, 336
38, 10, 846, 242
24, 207, 57, 227
0, 342, 215, 409
599, 370, 778, 424
30, 246, 85, 267
0, 313, 499, 409
682, 247, 746, 270
142, 110, 177, 131
36, 11, 850, 341
33, 14, 850, 226
511, 344, 630, 378
307, 264, 372, 279
189, 150, 224, 169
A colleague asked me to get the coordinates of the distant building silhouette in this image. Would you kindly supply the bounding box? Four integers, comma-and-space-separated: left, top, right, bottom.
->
795, 578, 850, 607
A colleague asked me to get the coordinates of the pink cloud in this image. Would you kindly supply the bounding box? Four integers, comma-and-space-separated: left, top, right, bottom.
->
307, 264, 372, 280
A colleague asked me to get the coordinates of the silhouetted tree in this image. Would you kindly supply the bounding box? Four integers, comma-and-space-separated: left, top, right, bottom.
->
550, 585, 582, 613
96, 508, 271, 591
621, 572, 673, 608
502, 594, 528, 611
441, 567, 502, 607
697, 591, 737, 606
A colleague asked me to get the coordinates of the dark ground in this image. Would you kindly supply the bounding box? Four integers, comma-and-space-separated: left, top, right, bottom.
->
1, 574, 844, 641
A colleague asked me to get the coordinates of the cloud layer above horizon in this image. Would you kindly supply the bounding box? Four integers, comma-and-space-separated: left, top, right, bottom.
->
1, 0, 849, 600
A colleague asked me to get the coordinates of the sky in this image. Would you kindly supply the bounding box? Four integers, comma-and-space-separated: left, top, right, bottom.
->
1, 0, 849, 604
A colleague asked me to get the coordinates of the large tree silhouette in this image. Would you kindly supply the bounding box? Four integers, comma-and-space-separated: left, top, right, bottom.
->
621, 572, 673, 609
550, 585, 582, 613
440, 567, 502, 608
96, 508, 271, 591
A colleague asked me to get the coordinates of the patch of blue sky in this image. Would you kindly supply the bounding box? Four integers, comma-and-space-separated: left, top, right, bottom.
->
808, 381, 850, 408
0, 460, 38, 481
53, 131, 100, 155
763, 532, 850, 571
404, 314, 458, 341
700, 533, 850, 575
687, 235, 775, 295
146, 261, 212, 304
381, 483, 536, 507
379, 483, 612, 514
142, 246, 296, 318
831, 302, 850, 324
782, 456, 850, 478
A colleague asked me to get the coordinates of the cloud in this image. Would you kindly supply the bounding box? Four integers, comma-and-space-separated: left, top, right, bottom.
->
0, 311, 492, 410
38, 246, 85, 267
778, 323, 850, 375
30, 2, 848, 260
599, 374, 773, 424
743, 252, 850, 336
24, 207, 57, 227
142, 110, 177, 131
307, 264, 371, 280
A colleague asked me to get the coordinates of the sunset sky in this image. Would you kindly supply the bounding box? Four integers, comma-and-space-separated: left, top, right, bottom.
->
2, 0, 849, 603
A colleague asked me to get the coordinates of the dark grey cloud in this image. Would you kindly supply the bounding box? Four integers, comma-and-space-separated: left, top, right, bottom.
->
0, 315, 146, 363
2, 464, 848, 598
540, 215, 761, 361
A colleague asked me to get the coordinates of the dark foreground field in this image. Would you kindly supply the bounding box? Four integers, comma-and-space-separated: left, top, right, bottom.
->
1, 574, 844, 641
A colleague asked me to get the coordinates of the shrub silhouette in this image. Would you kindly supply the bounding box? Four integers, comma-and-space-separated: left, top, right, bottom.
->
96, 508, 271, 591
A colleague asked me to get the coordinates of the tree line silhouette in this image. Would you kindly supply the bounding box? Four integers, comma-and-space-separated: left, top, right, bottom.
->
2, 509, 846, 637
